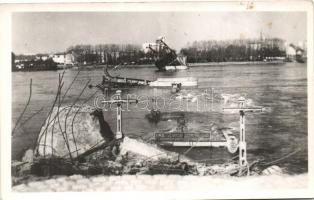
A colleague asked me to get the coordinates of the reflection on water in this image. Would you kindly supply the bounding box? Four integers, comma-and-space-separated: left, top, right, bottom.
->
12, 62, 307, 174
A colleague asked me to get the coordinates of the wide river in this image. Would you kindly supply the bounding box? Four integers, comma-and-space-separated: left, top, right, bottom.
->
12, 62, 308, 174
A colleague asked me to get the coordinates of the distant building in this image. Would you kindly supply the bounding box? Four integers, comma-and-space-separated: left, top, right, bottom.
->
286, 45, 296, 60
295, 48, 306, 63
36, 54, 49, 61
296, 49, 304, 56
65, 53, 74, 65
42, 55, 48, 61
15, 63, 24, 69
15, 54, 36, 62
52, 53, 65, 64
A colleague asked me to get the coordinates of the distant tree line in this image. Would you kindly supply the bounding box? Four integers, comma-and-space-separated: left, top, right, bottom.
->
66, 44, 155, 65
11, 52, 15, 71
12, 37, 290, 72
180, 38, 286, 63
12, 52, 58, 71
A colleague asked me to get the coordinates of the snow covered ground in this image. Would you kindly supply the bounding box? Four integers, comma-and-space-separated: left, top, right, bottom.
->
12, 173, 308, 192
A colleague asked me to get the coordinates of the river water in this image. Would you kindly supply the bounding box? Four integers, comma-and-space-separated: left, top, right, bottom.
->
12, 63, 308, 174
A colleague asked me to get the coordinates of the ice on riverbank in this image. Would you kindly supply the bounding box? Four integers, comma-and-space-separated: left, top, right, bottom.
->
120, 137, 182, 161
150, 77, 197, 87
36, 105, 105, 158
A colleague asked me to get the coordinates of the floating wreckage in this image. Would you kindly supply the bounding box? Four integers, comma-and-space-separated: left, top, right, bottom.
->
90, 65, 197, 94
89, 65, 151, 92
102, 65, 151, 86
155, 116, 238, 154
144, 36, 188, 71
146, 110, 185, 124
149, 77, 197, 87
147, 90, 237, 152
154, 97, 265, 163
171, 82, 182, 93
88, 61, 195, 91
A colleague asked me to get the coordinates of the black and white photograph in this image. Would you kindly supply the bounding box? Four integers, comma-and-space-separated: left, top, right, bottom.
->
0, 1, 313, 198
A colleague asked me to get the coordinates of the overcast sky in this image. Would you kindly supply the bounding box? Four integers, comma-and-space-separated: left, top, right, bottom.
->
12, 12, 306, 55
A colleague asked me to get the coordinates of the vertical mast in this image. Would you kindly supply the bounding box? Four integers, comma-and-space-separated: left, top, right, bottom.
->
238, 97, 247, 166
115, 90, 123, 139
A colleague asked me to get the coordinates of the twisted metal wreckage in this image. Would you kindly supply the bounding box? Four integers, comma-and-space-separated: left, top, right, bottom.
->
145, 36, 188, 71
12, 68, 294, 186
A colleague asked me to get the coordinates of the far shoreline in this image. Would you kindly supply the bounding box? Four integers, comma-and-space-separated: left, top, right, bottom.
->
188, 60, 286, 67
12, 60, 291, 72
79, 60, 288, 69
